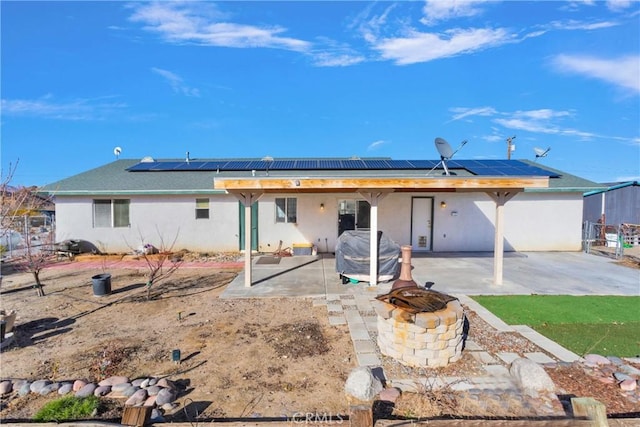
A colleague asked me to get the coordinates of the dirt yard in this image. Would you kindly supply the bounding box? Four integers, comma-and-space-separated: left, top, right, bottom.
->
0, 262, 355, 421
1, 253, 639, 422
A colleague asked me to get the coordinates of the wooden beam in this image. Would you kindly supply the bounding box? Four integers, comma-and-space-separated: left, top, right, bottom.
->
214, 177, 548, 191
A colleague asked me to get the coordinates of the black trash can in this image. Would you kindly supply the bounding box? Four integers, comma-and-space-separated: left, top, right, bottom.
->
92, 273, 112, 296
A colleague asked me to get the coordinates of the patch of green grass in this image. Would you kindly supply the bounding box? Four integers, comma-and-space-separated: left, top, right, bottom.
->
471, 295, 640, 357
33, 395, 100, 422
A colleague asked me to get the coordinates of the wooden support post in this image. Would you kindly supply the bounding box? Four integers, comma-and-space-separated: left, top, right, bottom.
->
571, 397, 609, 427
121, 405, 152, 427
349, 404, 373, 427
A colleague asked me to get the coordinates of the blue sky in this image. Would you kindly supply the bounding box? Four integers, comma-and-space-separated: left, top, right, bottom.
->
2, 0, 639, 186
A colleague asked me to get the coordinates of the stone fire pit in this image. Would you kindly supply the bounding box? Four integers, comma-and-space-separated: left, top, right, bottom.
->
372, 245, 465, 368
373, 290, 465, 368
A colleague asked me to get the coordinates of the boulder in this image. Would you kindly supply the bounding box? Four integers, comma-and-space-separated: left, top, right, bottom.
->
0, 380, 12, 395
155, 388, 177, 406
156, 378, 175, 390
620, 379, 637, 392
98, 376, 129, 387
122, 385, 141, 397
40, 383, 60, 395
584, 354, 611, 366
146, 385, 162, 396
58, 383, 73, 395
73, 379, 88, 391
510, 358, 556, 397
30, 380, 52, 394
75, 383, 97, 398
125, 389, 148, 406
344, 367, 383, 402
112, 382, 132, 393
378, 387, 401, 403
94, 385, 112, 396
18, 382, 31, 396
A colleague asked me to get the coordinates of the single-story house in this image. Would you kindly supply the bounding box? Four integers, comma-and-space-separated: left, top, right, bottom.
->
41, 156, 601, 286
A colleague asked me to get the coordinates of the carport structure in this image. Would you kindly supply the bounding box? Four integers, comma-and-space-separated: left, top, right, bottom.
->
214, 173, 549, 287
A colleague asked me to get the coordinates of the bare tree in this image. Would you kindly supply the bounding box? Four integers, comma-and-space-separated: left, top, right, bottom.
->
1, 164, 57, 296
127, 228, 183, 300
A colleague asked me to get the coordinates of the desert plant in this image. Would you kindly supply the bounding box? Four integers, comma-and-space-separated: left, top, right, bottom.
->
127, 227, 183, 300
33, 395, 100, 422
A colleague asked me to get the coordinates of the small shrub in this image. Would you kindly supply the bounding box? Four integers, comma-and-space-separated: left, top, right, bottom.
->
33, 395, 100, 422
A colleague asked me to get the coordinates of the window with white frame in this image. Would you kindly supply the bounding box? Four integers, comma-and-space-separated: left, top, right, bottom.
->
93, 199, 130, 228
195, 198, 210, 219
275, 197, 297, 223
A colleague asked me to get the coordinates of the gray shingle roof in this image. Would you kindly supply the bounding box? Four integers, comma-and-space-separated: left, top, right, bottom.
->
41, 157, 604, 196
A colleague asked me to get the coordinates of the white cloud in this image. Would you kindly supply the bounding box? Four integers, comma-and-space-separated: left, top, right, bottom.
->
367, 140, 389, 151
151, 67, 200, 97
552, 54, 640, 94
129, 2, 310, 52
449, 106, 497, 122
420, 0, 488, 26
312, 53, 365, 67
375, 27, 513, 65
0, 95, 125, 120
607, 0, 634, 12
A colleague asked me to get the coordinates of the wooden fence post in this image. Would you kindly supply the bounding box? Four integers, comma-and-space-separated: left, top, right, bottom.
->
571, 397, 608, 427
349, 404, 373, 427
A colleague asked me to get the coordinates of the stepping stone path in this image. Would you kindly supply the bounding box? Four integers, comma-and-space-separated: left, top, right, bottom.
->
0, 375, 180, 414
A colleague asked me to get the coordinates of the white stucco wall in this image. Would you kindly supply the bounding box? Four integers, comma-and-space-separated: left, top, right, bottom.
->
54, 191, 583, 254
55, 194, 241, 253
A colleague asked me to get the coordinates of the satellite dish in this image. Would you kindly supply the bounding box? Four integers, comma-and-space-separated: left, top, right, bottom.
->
113, 146, 122, 158
534, 147, 551, 162
431, 137, 468, 176
435, 137, 454, 159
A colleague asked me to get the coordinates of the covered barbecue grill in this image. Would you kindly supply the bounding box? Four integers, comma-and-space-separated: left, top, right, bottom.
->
335, 230, 401, 283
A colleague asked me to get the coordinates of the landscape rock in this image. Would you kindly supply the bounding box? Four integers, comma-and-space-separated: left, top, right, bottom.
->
144, 395, 157, 407
58, 383, 73, 395
94, 385, 112, 396
156, 378, 175, 390
140, 378, 151, 389
75, 383, 97, 398
344, 366, 383, 402
30, 380, 52, 394
122, 386, 141, 397
40, 383, 60, 395
73, 379, 88, 391
614, 372, 633, 382
98, 376, 129, 387
584, 354, 611, 366
146, 385, 162, 396
161, 402, 179, 412
378, 387, 401, 403
0, 380, 12, 395
132, 378, 147, 387
150, 408, 165, 422
155, 387, 177, 406
111, 382, 132, 393
148, 377, 158, 386
18, 382, 31, 396
125, 388, 148, 406
620, 379, 637, 392
510, 358, 555, 397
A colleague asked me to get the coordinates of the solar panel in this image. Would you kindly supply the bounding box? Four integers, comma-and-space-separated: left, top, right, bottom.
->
386, 160, 413, 169
342, 159, 367, 169
126, 158, 560, 177
318, 160, 342, 169
295, 160, 318, 169
270, 160, 295, 170
362, 159, 391, 169
222, 161, 253, 170
407, 160, 439, 169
